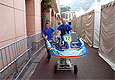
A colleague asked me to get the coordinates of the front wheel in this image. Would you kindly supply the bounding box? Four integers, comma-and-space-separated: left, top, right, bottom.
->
74, 65, 78, 74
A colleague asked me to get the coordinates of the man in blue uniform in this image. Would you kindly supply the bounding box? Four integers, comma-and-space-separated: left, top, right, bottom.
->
55, 19, 73, 64
42, 23, 54, 40
42, 22, 54, 60
55, 18, 73, 39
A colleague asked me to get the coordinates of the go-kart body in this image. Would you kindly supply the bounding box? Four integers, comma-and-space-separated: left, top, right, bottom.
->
47, 33, 88, 58
46, 33, 88, 74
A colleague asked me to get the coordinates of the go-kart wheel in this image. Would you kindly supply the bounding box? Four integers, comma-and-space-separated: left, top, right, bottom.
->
54, 65, 57, 74
74, 65, 78, 74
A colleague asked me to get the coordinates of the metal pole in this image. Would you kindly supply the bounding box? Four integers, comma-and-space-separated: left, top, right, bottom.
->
18, 42, 21, 67
0, 72, 1, 80
4, 48, 10, 80
1, 50, 7, 80
8, 46, 14, 79
11, 45, 16, 78
28, 38, 32, 63
14, 44, 18, 76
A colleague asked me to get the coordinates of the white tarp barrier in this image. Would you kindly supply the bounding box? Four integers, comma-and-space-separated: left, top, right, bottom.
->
71, 0, 114, 48
99, 0, 115, 71
86, 0, 101, 48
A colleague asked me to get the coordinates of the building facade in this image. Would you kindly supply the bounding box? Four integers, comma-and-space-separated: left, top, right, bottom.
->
61, 11, 76, 22
0, 0, 42, 48
46, 0, 60, 27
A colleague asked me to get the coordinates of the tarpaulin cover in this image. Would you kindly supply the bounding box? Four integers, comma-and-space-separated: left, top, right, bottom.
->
99, 1, 115, 66
71, 11, 94, 47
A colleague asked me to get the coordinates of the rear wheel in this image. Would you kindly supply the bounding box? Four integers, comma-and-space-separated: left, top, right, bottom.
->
74, 65, 78, 74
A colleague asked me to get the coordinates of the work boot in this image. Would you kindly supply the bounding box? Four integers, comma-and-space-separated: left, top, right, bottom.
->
47, 49, 51, 60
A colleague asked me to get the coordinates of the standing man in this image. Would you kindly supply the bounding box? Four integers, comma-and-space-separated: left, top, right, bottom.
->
42, 22, 54, 60
55, 19, 73, 39
55, 19, 73, 64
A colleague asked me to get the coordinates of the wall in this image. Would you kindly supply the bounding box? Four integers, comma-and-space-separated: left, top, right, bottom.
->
46, 8, 60, 27
0, 0, 27, 79
0, 0, 42, 79
46, 8, 52, 26
26, 0, 41, 37
0, 0, 27, 48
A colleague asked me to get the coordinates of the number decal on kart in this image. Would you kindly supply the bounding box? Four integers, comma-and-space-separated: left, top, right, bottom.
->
64, 36, 71, 41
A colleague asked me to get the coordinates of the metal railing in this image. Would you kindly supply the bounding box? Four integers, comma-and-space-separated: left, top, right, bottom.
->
30, 33, 45, 57
0, 33, 45, 80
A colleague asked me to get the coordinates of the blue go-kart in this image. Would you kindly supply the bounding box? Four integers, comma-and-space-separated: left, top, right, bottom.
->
46, 33, 88, 74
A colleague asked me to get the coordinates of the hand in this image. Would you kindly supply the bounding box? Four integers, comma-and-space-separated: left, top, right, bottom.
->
45, 37, 47, 40
53, 36, 55, 40
55, 30, 59, 36
55, 32, 57, 36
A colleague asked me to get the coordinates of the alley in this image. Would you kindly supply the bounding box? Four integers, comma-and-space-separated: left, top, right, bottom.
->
0, 0, 115, 80
30, 43, 114, 80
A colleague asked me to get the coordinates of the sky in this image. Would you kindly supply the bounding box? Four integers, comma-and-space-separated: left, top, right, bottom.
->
60, 0, 74, 7
60, 0, 101, 11
60, 0, 100, 5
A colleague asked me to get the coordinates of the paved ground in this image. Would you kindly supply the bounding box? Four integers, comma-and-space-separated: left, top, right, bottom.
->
30, 44, 114, 80
19, 48, 46, 80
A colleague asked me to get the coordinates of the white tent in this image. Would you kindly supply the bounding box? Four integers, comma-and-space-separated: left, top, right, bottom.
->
82, 0, 114, 48
98, 0, 115, 71
71, 0, 115, 48
75, 0, 101, 48
86, 0, 101, 48
71, 0, 115, 70
71, 1, 100, 48
75, 7, 86, 17
99, 0, 115, 5
88, 0, 115, 70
